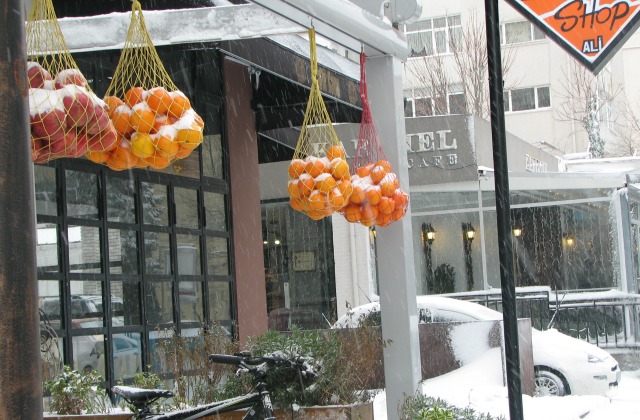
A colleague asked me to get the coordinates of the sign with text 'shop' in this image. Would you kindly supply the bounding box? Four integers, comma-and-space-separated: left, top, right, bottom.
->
505, 0, 640, 74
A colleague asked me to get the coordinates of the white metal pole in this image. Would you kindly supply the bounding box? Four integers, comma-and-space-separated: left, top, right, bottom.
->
367, 54, 421, 420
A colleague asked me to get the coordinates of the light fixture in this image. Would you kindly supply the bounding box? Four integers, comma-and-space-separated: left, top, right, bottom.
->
566, 237, 574, 247
513, 228, 522, 237
422, 223, 435, 245
274, 239, 281, 245
462, 223, 476, 242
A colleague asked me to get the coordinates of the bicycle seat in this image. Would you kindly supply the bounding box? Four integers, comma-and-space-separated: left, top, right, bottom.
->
112, 385, 174, 408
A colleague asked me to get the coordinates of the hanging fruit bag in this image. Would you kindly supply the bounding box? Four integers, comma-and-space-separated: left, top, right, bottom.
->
340, 52, 409, 228
287, 28, 352, 220
26, 0, 118, 163
96, 0, 205, 171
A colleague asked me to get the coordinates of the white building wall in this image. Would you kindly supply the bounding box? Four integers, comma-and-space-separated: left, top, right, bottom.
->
408, 0, 640, 157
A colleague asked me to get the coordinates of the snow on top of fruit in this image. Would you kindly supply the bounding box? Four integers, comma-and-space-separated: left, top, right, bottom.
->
352, 174, 373, 189
56, 68, 85, 80
29, 88, 63, 116
58, 84, 105, 108
315, 173, 333, 182
115, 104, 132, 115
171, 90, 187, 100
132, 102, 148, 112
381, 173, 397, 184
172, 108, 197, 130
156, 123, 179, 139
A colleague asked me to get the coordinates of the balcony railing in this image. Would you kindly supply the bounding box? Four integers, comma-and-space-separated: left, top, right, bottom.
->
445, 287, 640, 350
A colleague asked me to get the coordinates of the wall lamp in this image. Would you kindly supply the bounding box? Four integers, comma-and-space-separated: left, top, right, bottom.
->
422, 223, 436, 245
513, 227, 523, 237
462, 223, 476, 242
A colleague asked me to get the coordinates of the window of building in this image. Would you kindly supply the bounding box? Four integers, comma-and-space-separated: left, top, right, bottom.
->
504, 86, 551, 112
405, 89, 466, 117
262, 201, 336, 332
405, 15, 461, 57
37, 46, 229, 390
502, 20, 545, 44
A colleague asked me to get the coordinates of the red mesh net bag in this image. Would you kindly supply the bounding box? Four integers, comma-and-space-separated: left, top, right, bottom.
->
340, 52, 409, 227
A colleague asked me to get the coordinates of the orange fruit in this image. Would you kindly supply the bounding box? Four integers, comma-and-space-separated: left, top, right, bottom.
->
168, 91, 191, 119
174, 146, 193, 159
111, 106, 133, 135
378, 196, 396, 215
307, 210, 326, 221
146, 153, 171, 169
343, 204, 362, 223
376, 212, 393, 227
315, 173, 336, 194
361, 204, 379, 221
337, 179, 353, 198
392, 206, 406, 221
360, 217, 376, 227
297, 174, 315, 197
305, 158, 325, 178
130, 132, 155, 159
328, 188, 346, 209
156, 134, 180, 158
104, 96, 125, 117
194, 113, 205, 128
370, 165, 387, 183
356, 163, 374, 178
379, 177, 396, 197
376, 160, 393, 172
365, 186, 382, 205
124, 87, 144, 108
85, 150, 109, 164
290, 197, 303, 212
176, 124, 203, 149
326, 145, 346, 161
153, 114, 170, 133
146, 87, 172, 114
330, 158, 350, 180
308, 190, 328, 210
392, 189, 409, 208
130, 106, 156, 133
289, 159, 306, 179
288, 180, 301, 198
350, 183, 366, 204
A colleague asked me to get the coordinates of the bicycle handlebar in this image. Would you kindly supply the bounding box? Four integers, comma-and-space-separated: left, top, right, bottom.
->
208, 352, 317, 379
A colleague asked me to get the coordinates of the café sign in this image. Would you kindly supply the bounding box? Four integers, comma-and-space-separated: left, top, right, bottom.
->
505, 0, 640, 74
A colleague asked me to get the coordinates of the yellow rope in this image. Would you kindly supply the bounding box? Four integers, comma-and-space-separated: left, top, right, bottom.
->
293, 28, 341, 161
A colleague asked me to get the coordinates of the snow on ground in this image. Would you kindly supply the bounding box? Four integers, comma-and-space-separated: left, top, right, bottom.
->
372, 350, 640, 419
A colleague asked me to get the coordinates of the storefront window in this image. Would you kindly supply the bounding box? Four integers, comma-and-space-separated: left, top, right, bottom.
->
68, 226, 102, 273
66, 170, 99, 220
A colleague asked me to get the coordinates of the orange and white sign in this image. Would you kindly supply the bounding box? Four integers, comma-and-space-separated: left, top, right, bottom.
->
505, 0, 640, 73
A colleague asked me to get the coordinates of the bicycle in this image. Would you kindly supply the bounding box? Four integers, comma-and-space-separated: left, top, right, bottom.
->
112, 351, 316, 420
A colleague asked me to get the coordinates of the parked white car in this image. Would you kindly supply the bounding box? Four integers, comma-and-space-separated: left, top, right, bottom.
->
333, 295, 621, 397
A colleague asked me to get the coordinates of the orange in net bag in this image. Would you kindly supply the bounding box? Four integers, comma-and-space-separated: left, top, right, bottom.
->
96, 0, 205, 171
340, 52, 409, 228
26, 0, 118, 163
287, 28, 352, 220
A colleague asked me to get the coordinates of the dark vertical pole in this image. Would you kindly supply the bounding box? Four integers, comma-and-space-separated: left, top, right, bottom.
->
484, 1, 524, 419
0, 1, 44, 419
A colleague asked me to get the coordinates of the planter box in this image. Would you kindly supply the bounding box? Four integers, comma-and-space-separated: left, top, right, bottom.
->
43, 402, 373, 420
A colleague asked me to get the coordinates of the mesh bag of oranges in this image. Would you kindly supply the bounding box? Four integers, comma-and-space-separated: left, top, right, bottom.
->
287, 28, 352, 220
340, 52, 409, 228
26, 0, 118, 163
94, 0, 205, 171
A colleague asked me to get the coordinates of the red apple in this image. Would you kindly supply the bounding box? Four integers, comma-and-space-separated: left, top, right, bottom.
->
27, 62, 52, 89
86, 106, 110, 135
88, 126, 118, 152
54, 69, 88, 89
31, 109, 66, 142
62, 89, 92, 128
71, 131, 89, 157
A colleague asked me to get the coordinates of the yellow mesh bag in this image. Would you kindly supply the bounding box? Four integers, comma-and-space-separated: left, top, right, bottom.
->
287, 28, 352, 220
26, 0, 118, 163
96, 0, 204, 172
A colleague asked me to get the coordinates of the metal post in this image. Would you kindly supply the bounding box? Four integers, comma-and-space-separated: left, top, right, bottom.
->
368, 54, 421, 420
484, 1, 524, 419
0, 1, 43, 418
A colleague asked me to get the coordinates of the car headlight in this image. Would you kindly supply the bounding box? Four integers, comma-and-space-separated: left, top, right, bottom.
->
588, 354, 605, 363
